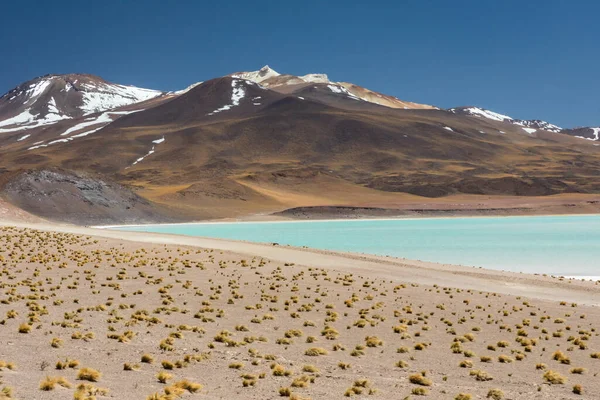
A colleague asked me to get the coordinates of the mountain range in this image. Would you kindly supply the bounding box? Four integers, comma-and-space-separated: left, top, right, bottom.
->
0, 65, 599, 224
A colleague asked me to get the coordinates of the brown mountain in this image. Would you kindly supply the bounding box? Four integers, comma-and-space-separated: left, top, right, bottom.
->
0, 68, 599, 224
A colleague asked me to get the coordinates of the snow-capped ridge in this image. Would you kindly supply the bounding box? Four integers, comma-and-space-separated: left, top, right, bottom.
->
0, 74, 162, 134
231, 65, 280, 84
450, 106, 563, 133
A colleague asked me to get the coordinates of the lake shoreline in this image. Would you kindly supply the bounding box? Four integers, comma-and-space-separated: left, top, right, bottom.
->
93, 211, 600, 229
1, 219, 599, 306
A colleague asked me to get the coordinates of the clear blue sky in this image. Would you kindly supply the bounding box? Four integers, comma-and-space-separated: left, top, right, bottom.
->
2, 0, 598, 128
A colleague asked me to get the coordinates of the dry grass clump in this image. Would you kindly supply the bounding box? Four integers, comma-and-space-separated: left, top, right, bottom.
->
302, 365, 319, 373
157, 371, 172, 383
56, 359, 79, 370
272, 364, 292, 376
0, 361, 16, 371
39, 376, 72, 390
486, 388, 504, 399
572, 384, 583, 395
344, 379, 374, 397
552, 350, 570, 364
498, 355, 513, 363
365, 336, 383, 347
469, 369, 493, 381
338, 362, 351, 370
77, 367, 101, 382
18, 323, 31, 334
161, 360, 175, 370
305, 347, 328, 356
172, 379, 202, 393
543, 370, 566, 384
409, 372, 432, 386
455, 394, 472, 400
0, 387, 13, 399
141, 354, 154, 363
291, 375, 311, 388
74, 383, 109, 399
412, 387, 428, 396
123, 363, 140, 371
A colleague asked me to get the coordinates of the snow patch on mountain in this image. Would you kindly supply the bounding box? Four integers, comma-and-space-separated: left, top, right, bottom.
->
0, 109, 37, 128
130, 136, 165, 167
28, 110, 144, 150
515, 120, 562, 133
207, 80, 245, 116
575, 128, 600, 141
0, 108, 71, 133
80, 83, 160, 115
450, 106, 563, 133
326, 84, 361, 100
522, 127, 537, 134
327, 85, 343, 94
25, 80, 52, 102
450, 107, 512, 122
60, 112, 116, 136
173, 81, 204, 95
300, 73, 330, 84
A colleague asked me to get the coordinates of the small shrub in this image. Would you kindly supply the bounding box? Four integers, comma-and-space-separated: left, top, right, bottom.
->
455, 394, 472, 400
570, 367, 586, 374
409, 372, 432, 386
305, 347, 328, 356
77, 367, 101, 382
141, 354, 154, 364
412, 387, 428, 395
487, 388, 504, 399
543, 370, 566, 384
157, 371, 172, 383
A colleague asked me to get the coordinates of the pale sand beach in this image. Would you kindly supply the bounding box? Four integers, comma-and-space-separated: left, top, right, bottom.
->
0, 220, 598, 399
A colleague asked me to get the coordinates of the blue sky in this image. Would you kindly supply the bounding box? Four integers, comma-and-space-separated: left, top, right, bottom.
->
1, 0, 598, 127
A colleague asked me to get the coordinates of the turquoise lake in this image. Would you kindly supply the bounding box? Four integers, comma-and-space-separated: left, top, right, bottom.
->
115, 215, 600, 277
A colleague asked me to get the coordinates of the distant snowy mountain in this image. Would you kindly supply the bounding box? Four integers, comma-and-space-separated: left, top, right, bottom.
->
0, 66, 597, 151
230, 65, 436, 110
449, 106, 563, 134
0, 74, 162, 134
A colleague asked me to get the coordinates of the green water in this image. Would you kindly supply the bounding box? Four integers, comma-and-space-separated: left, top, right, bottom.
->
114, 215, 600, 277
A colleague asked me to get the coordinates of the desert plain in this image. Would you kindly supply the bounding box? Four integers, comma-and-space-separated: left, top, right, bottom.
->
0, 220, 597, 400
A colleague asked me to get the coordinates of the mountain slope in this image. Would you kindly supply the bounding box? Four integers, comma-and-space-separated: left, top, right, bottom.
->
1, 67, 600, 223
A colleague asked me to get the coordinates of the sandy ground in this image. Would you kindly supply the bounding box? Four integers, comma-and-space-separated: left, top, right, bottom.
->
0, 221, 598, 399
